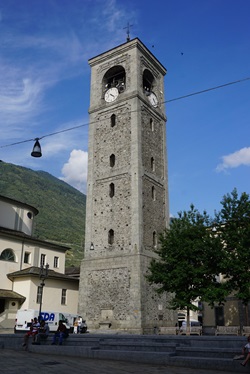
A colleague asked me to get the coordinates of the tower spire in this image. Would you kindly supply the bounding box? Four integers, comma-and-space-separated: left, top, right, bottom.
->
123, 22, 133, 42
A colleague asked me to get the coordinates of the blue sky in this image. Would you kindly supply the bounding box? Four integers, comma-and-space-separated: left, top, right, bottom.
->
0, 0, 249, 217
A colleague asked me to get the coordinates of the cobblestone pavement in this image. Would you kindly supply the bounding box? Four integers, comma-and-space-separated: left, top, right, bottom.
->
0, 349, 236, 374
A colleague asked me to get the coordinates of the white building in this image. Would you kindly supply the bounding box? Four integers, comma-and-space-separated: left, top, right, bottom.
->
0, 195, 79, 329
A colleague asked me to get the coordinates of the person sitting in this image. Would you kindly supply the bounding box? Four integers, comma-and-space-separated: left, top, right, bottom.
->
33, 319, 50, 345
51, 320, 68, 345
241, 335, 250, 366
22, 317, 40, 347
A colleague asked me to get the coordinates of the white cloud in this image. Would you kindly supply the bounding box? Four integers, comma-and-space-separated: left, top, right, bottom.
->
216, 147, 250, 172
60, 149, 88, 194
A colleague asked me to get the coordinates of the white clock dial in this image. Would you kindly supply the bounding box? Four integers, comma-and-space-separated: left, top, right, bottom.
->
148, 92, 158, 107
104, 87, 119, 103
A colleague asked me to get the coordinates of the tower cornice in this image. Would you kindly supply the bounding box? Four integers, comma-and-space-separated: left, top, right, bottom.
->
88, 38, 167, 76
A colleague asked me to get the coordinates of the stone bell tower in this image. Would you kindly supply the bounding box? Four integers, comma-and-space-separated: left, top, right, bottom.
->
79, 38, 175, 333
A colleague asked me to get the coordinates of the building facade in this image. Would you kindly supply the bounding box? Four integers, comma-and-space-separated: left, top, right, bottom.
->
79, 38, 176, 333
0, 195, 79, 329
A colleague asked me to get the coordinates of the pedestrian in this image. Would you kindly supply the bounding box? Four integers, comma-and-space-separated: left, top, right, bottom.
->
73, 318, 78, 334
241, 335, 250, 367
33, 319, 50, 344
22, 317, 40, 347
51, 320, 68, 345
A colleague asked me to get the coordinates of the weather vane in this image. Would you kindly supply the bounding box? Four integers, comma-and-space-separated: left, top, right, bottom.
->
123, 22, 133, 42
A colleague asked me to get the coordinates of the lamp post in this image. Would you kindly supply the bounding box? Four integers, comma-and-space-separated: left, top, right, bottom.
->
38, 263, 49, 321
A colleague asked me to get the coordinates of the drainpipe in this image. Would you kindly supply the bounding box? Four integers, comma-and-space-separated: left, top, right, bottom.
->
20, 240, 24, 271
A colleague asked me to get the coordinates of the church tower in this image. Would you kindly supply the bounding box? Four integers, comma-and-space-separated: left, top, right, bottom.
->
79, 38, 175, 333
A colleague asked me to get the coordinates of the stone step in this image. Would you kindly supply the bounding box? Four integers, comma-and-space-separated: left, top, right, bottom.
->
176, 346, 240, 359
27, 345, 245, 373
98, 341, 177, 352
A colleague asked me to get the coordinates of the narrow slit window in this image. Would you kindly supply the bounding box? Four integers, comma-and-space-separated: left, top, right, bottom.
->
108, 229, 114, 245
150, 118, 154, 131
151, 157, 155, 172
111, 114, 116, 127
110, 154, 115, 167
109, 183, 115, 198
152, 186, 156, 201
153, 231, 157, 248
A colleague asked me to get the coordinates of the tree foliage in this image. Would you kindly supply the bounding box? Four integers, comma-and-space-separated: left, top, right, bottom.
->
147, 205, 227, 315
217, 188, 250, 304
147, 188, 250, 322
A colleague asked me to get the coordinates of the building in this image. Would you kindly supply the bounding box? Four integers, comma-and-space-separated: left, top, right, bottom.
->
0, 195, 79, 329
79, 37, 176, 333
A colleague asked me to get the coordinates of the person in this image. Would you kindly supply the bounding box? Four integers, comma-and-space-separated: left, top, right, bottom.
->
33, 319, 50, 345
73, 318, 78, 334
241, 335, 250, 366
51, 320, 68, 345
22, 317, 40, 347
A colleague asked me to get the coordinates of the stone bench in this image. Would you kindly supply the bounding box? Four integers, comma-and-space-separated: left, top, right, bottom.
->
242, 326, 250, 336
179, 326, 202, 336
215, 326, 240, 336
158, 327, 178, 335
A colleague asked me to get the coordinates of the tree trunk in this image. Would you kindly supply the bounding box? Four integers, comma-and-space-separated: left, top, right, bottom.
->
186, 307, 191, 336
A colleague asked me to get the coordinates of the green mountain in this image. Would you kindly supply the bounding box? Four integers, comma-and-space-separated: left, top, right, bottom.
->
0, 161, 86, 266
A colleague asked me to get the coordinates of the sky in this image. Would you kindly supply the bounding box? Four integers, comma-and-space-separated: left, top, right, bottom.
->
0, 0, 249, 218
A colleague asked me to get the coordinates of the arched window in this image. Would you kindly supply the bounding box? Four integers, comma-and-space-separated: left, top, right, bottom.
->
109, 183, 115, 198
153, 231, 157, 248
108, 229, 114, 245
103, 65, 126, 93
111, 114, 116, 127
110, 154, 115, 167
143, 69, 155, 93
152, 186, 156, 201
151, 157, 155, 172
0, 248, 15, 262
150, 118, 154, 131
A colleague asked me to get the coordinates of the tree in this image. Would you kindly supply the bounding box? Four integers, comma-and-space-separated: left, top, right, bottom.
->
217, 189, 250, 317
147, 205, 227, 333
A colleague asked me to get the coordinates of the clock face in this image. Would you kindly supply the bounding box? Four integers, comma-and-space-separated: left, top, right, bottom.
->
104, 87, 119, 103
148, 92, 158, 107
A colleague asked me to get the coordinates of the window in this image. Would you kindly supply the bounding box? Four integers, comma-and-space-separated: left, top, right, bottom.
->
27, 212, 33, 219
153, 231, 157, 248
111, 114, 116, 127
37, 286, 42, 304
108, 229, 114, 245
110, 154, 115, 167
152, 186, 156, 201
0, 248, 15, 262
54, 256, 59, 268
24, 252, 31, 264
103, 65, 126, 93
150, 118, 154, 131
109, 183, 115, 198
40, 254, 46, 266
61, 289, 67, 305
143, 69, 155, 92
151, 157, 155, 172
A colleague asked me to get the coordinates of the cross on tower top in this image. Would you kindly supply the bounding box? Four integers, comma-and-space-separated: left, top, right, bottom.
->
123, 22, 133, 42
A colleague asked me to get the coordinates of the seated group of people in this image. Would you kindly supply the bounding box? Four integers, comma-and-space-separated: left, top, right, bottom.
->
22, 318, 67, 346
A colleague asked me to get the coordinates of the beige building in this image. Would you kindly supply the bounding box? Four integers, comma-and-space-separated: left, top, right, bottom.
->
0, 195, 79, 329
